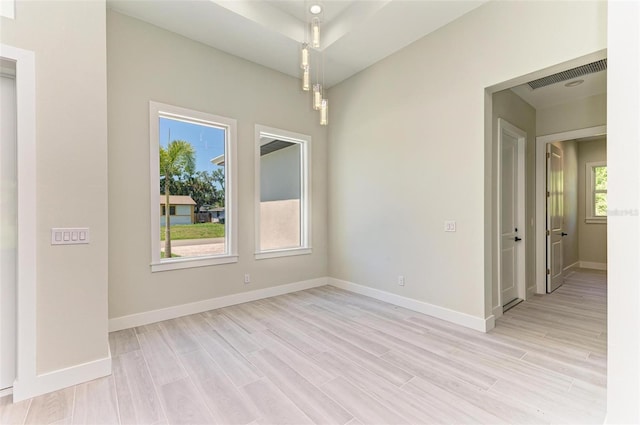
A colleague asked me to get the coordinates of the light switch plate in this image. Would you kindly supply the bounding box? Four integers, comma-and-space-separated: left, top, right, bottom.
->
51, 228, 90, 245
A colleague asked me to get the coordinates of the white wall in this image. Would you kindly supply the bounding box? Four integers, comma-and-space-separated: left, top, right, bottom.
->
607, 2, 640, 422
578, 138, 607, 265
491, 89, 536, 312
328, 1, 606, 325
0, 0, 109, 380
107, 11, 327, 321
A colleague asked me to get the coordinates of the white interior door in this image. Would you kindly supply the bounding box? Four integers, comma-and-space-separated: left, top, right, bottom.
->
546, 143, 564, 293
0, 68, 17, 390
499, 119, 526, 308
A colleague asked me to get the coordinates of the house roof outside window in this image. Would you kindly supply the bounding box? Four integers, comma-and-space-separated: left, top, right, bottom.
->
159, 195, 196, 206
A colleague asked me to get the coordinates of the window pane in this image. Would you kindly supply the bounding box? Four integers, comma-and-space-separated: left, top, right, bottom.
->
259, 140, 302, 251
594, 166, 607, 191
595, 193, 607, 217
159, 117, 226, 259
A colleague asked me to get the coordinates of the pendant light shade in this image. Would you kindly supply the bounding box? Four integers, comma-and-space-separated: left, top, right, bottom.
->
320, 98, 328, 126
302, 66, 310, 91
311, 17, 320, 48
312, 84, 322, 110
300, 43, 309, 69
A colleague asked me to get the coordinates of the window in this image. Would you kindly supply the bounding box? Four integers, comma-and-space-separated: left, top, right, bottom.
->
586, 161, 607, 223
161, 206, 176, 216
255, 125, 311, 259
150, 102, 237, 271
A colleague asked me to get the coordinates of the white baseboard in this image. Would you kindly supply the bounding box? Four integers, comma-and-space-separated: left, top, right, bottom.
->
564, 261, 580, 272
0, 387, 12, 398
526, 286, 537, 298
579, 261, 607, 270
12, 355, 111, 402
109, 277, 328, 332
329, 278, 494, 332
492, 305, 503, 319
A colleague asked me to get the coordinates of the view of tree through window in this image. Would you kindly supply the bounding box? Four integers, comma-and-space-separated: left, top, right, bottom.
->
159, 116, 226, 259
594, 165, 607, 217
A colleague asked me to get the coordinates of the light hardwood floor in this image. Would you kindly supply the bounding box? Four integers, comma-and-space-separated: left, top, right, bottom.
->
0, 269, 607, 424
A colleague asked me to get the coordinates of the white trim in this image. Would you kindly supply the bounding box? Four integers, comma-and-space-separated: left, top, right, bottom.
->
535, 125, 607, 294
585, 160, 607, 223
149, 101, 238, 272
0, 44, 37, 401
150, 255, 238, 272
254, 124, 312, 259
526, 286, 536, 299
579, 261, 607, 271
12, 356, 111, 402
496, 118, 527, 309
255, 248, 312, 260
492, 305, 503, 319
0, 0, 15, 19
0, 387, 12, 398
564, 261, 580, 272
329, 278, 494, 332
109, 278, 327, 332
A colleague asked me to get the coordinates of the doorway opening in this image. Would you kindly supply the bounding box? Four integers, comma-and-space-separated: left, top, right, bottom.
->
486, 50, 607, 322
536, 128, 607, 294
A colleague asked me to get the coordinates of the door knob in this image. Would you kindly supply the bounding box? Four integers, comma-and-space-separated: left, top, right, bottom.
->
561, 232, 568, 236
514, 236, 522, 242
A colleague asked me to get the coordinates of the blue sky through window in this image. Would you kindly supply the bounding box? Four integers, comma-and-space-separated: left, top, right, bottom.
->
159, 117, 225, 173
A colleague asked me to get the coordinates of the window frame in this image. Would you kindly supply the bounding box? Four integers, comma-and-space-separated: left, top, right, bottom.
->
585, 161, 607, 224
254, 124, 311, 260
149, 101, 238, 271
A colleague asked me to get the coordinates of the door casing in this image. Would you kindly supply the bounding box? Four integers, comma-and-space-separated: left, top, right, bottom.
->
0, 44, 36, 401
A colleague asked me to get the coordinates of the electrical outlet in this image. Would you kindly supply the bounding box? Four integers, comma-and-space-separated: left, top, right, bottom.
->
398, 275, 405, 286
444, 220, 456, 232
244, 273, 251, 284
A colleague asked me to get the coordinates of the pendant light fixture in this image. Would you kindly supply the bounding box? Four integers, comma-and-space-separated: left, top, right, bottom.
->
311, 17, 321, 49
302, 65, 310, 91
300, 43, 309, 69
300, 3, 328, 125
320, 99, 328, 126
312, 83, 322, 110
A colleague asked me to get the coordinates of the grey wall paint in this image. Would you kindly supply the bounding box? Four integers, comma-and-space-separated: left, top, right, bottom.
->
578, 138, 607, 264
327, 1, 606, 320
107, 11, 327, 319
0, 1, 109, 374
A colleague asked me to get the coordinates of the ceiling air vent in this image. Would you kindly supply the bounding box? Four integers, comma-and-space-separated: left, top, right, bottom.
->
527, 59, 607, 90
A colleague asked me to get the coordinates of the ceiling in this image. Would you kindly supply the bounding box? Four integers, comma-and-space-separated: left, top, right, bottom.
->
510, 69, 607, 110
106, 0, 487, 88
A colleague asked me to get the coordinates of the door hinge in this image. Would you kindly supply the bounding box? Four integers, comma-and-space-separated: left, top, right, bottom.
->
546, 152, 550, 159
546, 230, 550, 236
547, 191, 550, 197
547, 268, 550, 275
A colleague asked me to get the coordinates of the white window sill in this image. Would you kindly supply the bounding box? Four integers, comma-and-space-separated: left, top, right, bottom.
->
151, 254, 238, 272
255, 247, 312, 260
585, 217, 607, 224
